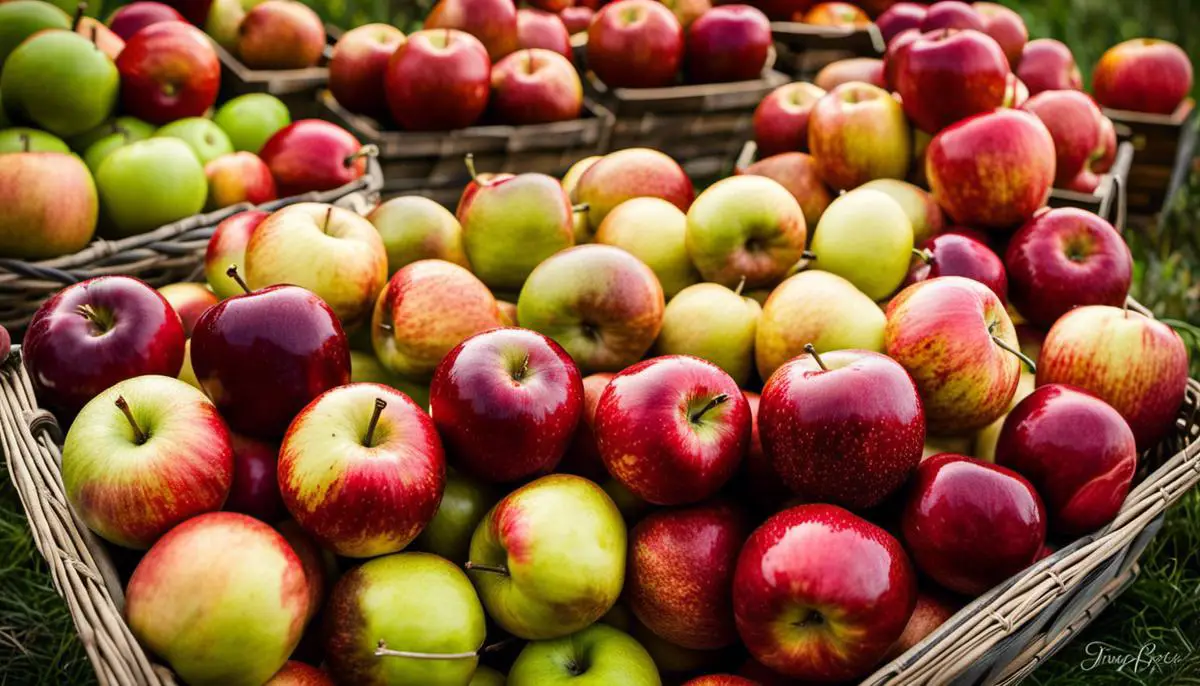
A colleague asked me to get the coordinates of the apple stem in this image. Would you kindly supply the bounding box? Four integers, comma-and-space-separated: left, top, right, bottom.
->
912, 247, 933, 264
572, 202, 590, 214
90, 23, 97, 46
480, 637, 518, 654
690, 394, 730, 424
803, 343, 828, 371
801, 250, 817, 261
225, 265, 252, 294
464, 561, 509, 576
75, 303, 111, 332
734, 275, 746, 296
464, 153, 477, 181
114, 396, 148, 445
374, 640, 479, 661
990, 333, 1037, 374
322, 206, 333, 234
19, 133, 29, 154
343, 144, 378, 169
1122, 298, 1130, 319
72, 3, 86, 31
363, 398, 387, 447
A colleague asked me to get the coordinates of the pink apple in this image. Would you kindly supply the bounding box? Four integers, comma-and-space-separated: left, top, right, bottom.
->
1016, 38, 1081, 95
753, 81, 825, 156
204, 152, 278, 210
517, 8, 572, 58
329, 24, 407, 119
490, 48, 583, 125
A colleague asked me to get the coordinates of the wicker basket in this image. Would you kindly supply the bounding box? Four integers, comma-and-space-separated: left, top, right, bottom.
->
210, 24, 341, 118
0, 156, 383, 334
1103, 99, 1198, 218
770, 21, 886, 80
317, 90, 614, 208
1, 297, 1197, 685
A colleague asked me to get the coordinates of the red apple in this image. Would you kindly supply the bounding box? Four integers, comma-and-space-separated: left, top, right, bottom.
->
385, 29, 491, 131
430, 328, 584, 482
882, 26, 920, 89
1021, 89, 1105, 185
685, 4, 771, 84
682, 677, 758, 686
517, 8, 572, 58
893, 28, 1010, 134
813, 57, 886, 91
23, 276, 185, 416
155, 283, 217, 340
1037, 305, 1190, 451
907, 231, 1007, 303
259, 120, 369, 197
629, 500, 750, 649
925, 109, 1055, 230
266, 662, 335, 685
973, 2, 1026, 67
1092, 116, 1117, 174
237, 1, 326, 70
329, 24, 407, 119
559, 372, 615, 480
902, 453, 1046, 596
573, 147, 695, 233
877, 2, 926, 44
732, 391, 793, 512
801, 2, 869, 26
224, 433, 285, 523
595, 355, 751, 505
997, 384, 1137, 536
1004, 207, 1132, 328
1093, 38, 1193, 115
753, 81, 825, 156
760, 347, 924, 509
204, 152, 278, 210
919, 1, 983, 32
561, 6, 595, 34
107, 2, 185, 40
1016, 38, 1081, 95
425, 0, 520, 62
807, 81, 911, 190
1064, 168, 1099, 194
490, 48, 583, 125
205, 210, 270, 300
883, 591, 958, 661
115, 22, 219, 125
741, 152, 833, 229
733, 504, 917, 681
587, 0, 684, 88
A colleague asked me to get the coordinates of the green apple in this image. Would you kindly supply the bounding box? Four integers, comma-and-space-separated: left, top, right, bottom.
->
415, 467, 497, 565
467, 474, 625, 639
85, 130, 140, 174
0, 127, 68, 154
213, 93, 291, 153
179, 341, 201, 390
368, 196, 471, 276
43, 0, 102, 17
349, 350, 431, 410
459, 173, 575, 292
655, 282, 761, 387
562, 155, 600, 242
155, 118, 235, 165
96, 138, 208, 238
324, 553, 487, 686
68, 116, 156, 153
0, 1, 71, 65
470, 666, 507, 686
809, 188, 913, 301
206, 0, 268, 51
595, 197, 699, 298
755, 270, 886, 380
858, 178, 945, 245
508, 624, 660, 686
1, 31, 117, 137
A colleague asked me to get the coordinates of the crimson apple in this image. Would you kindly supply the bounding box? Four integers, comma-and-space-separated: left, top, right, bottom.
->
385, 29, 491, 131
328, 23, 407, 120
883, 591, 958, 661
258, 120, 369, 197
490, 48, 583, 125
973, 2, 1026, 67
732, 391, 793, 512
517, 9, 572, 58
157, 282, 218, 338
813, 57, 885, 91
753, 81, 825, 156
561, 6, 595, 34
1016, 38, 1082, 95
1093, 116, 1117, 174
115, 22, 219, 125
587, 0, 684, 88
893, 28, 1010, 134
425, 0, 520, 62
224, 432, 285, 523
1093, 38, 1193, 115
907, 230, 1008, 303
1021, 89, 1105, 186
107, 2, 185, 40
558, 372, 614, 481
685, 5, 772, 84
205, 210, 269, 300
919, 0, 983, 32
877, 3, 926, 44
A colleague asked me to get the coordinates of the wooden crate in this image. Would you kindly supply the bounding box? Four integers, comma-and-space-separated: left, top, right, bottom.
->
1104, 99, 1197, 217
209, 24, 340, 118
1045, 141, 1136, 228
317, 91, 614, 208
771, 21, 885, 79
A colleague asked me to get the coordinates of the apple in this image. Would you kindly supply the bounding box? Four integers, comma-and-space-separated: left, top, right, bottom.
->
467, 474, 625, 639
760, 348, 924, 508
561, 6, 594, 34
573, 147, 694, 234
587, 0, 684, 88
859, 178, 944, 244
82, 130, 149, 174
1002, 72, 1031, 108
62, 375, 231, 548
902, 454, 1046, 595
328, 23, 406, 119
883, 591, 958, 661
753, 81, 825, 156
213, 93, 292, 154
813, 57, 886, 91
237, 1, 326, 70
0, 151, 97, 260
996, 384, 1137, 536
1038, 305, 1189, 451
115, 22, 219, 124
157, 283, 218, 337
385, 29, 491, 131
893, 28, 1010, 134
756, 270, 886, 380
1093, 38, 1193, 115
192, 275, 351, 438
877, 2, 925, 43
1016, 38, 1081, 94
348, 350, 432, 407
325, 553, 487, 685
1067, 169, 1101, 194
204, 151, 277, 210
155, 117, 233, 165
733, 504, 916, 681
415, 467, 497, 564
95, 138, 208, 238
517, 244, 665, 373
107, 2, 185, 39
425, 0, 520, 62
685, 175, 807, 289
491, 48, 583, 125
222, 432, 285, 522
882, 26, 920, 89
1092, 116, 1117, 174
973, 370, 1036, 461
508, 624, 660, 685
1, 30, 117, 138
926, 109, 1055, 230
1021, 90, 1105, 186
0, 1, 71, 65
810, 187, 913, 300
686, 4, 771, 83
203, 0, 251, 50
259, 119, 370, 197
126, 513, 308, 684
808, 82, 910, 191
919, 1, 983, 32
559, 373, 615, 480
517, 9, 571, 58
205, 210, 269, 299
629, 501, 749, 649
886, 276, 1024, 434
1004, 207, 1131, 328
596, 355, 750, 505
266, 662, 334, 685
908, 230, 1007, 303
656, 282, 760, 386
373, 259, 505, 379
595, 197, 699, 297
0, 128, 69, 154
244, 203, 388, 329
683, 677, 757, 686
368, 196, 470, 274
802, 2, 869, 26
973, 2, 1026, 66
469, 667, 506, 686
740, 152, 831, 229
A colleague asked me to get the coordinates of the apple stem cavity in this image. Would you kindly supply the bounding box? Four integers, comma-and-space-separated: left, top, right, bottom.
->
989, 331, 1037, 374
225, 265, 252, 295
690, 394, 730, 424
114, 396, 148, 445
464, 561, 510, 577
803, 343, 828, 371
363, 398, 387, 447
374, 639, 479, 661
464, 153, 478, 181
75, 303, 113, 333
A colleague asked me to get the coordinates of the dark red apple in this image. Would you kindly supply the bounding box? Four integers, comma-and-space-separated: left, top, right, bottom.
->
919, 1, 983, 32
907, 231, 1008, 304
328, 23, 407, 119
686, 4, 771, 84
115, 22, 220, 125
107, 2, 186, 40
1021, 89, 1105, 186
517, 8, 572, 58
258, 120, 369, 197
223, 433, 285, 523
558, 372, 615, 481
1016, 38, 1081, 95
732, 391, 793, 512
561, 6, 595, 34
882, 26, 920, 89
385, 29, 491, 131
753, 81, 825, 156
877, 2, 926, 44
23, 276, 185, 417
424, 0, 520, 62
893, 28, 1010, 134
586, 0, 684, 88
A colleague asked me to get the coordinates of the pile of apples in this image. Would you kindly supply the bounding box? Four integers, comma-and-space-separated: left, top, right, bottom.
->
0, 1, 373, 261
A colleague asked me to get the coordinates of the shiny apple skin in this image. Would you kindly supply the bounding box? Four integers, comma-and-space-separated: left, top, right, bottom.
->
24, 276, 185, 417
902, 453, 1047, 596
876, 2, 926, 44
733, 503, 917, 681
191, 285, 351, 439
1093, 38, 1193, 116
907, 231, 1008, 304
919, 1, 984, 32
115, 23, 220, 125
223, 432, 285, 523
385, 29, 491, 131
685, 5, 772, 84
430, 327, 584, 483
996, 384, 1137, 536
596, 355, 751, 506
760, 349, 924, 509
1017, 38, 1082, 95
587, 0, 685, 88
893, 28, 1010, 135
108, 2, 187, 40
258, 120, 368, 198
